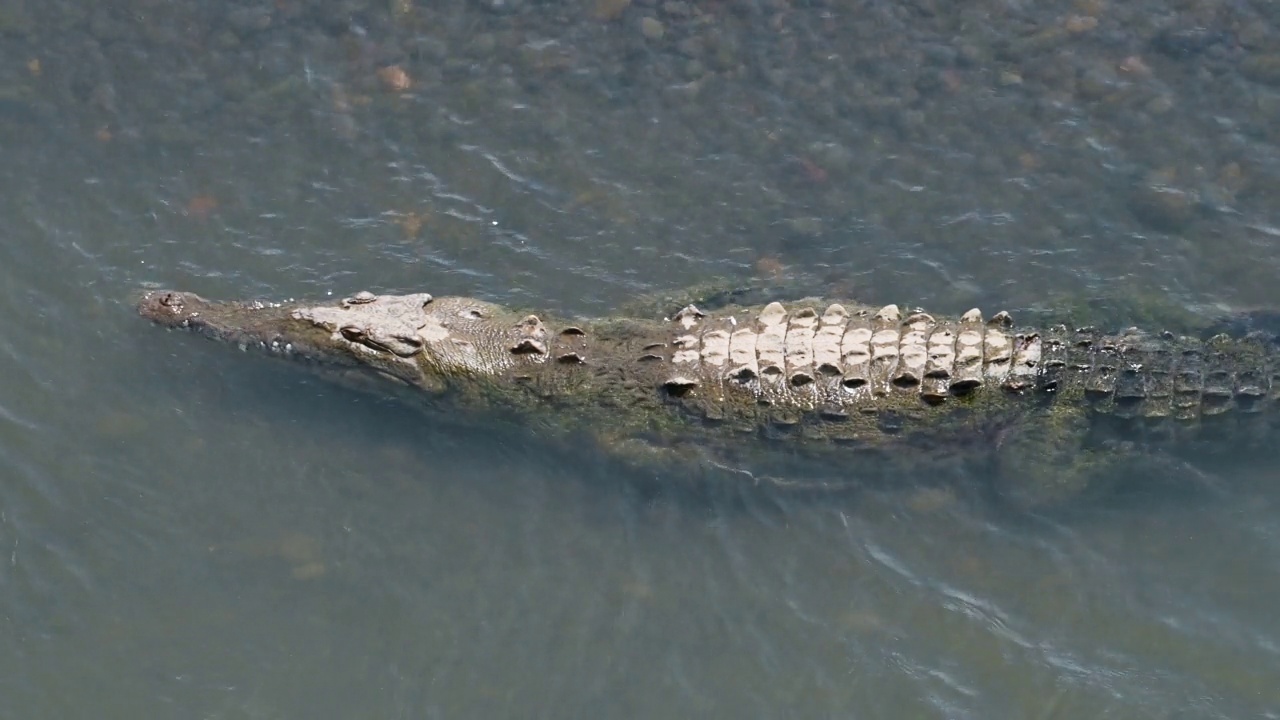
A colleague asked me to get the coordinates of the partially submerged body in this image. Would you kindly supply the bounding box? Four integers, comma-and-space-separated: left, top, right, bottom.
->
137, 287, 1280, 508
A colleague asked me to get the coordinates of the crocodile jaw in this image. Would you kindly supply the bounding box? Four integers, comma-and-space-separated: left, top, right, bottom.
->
137, 289, 560, 393
137, 289, 340, 363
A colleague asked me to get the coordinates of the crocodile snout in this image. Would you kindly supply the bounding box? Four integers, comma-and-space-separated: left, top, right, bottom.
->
137, 290, 205, 326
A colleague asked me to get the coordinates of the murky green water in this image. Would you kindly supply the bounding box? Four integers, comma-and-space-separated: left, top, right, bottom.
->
1, 1, 1279, 717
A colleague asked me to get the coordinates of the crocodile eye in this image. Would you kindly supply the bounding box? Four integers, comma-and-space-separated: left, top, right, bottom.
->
462, 307, 487, 319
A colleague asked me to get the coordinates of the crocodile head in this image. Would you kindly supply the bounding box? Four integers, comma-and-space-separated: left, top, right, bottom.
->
138, 289, 548, 392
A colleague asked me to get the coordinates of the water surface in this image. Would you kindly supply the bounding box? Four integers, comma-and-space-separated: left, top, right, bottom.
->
1, 1, 1279, 717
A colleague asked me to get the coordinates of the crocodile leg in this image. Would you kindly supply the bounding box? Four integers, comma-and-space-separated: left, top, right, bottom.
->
989, 401, 1230, 511
990, 404, 1106, 510
603, 432, 879, 500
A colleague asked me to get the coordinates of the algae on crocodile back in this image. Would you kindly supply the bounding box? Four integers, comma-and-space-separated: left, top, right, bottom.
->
617, 277, 835, 319
1020, 287, 1216, 338
629, 278, 1221, 337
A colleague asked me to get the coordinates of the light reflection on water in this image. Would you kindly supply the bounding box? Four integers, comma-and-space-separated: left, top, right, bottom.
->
0, 0, 1278, 717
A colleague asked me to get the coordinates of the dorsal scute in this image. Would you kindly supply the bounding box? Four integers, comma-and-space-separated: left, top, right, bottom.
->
983, 319, 1012, 381
671, 329, 700, 361
673, 304, 705, 330
874, 304, 901, 323
755, 302, 788, 381
659, 299, 1063, 412
921, 321, 958, 402
822, 303, 849, 324
868, 305, 902, 395
951, 309, 986, 393
700, 326, 732, 368
814, 304, 848, 375
757, 301, 788, 326
784, 306, 819, 388
727, 322, 759, 382
839, 312, 873, 391
1003, 332, 1042, 392
894, 311, 933, 389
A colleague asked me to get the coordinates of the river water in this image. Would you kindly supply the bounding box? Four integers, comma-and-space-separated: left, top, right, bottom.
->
1, 1, 1279, 717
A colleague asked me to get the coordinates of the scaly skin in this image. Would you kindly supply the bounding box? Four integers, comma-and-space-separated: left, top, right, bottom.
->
137, 288, 1280, 507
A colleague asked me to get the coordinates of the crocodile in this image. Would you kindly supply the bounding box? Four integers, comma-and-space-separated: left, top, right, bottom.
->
136, 287, 1280, 507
